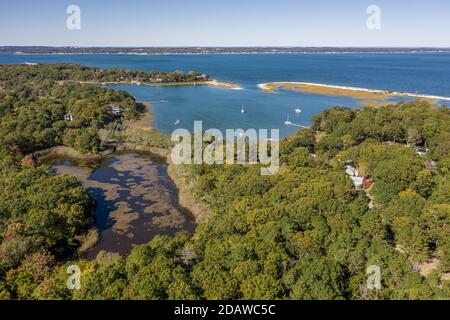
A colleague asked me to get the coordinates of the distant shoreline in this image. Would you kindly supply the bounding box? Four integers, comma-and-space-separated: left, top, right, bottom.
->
3, 46, 450, 56
8, 51, 450, 56
65, 79, 242, 90
11, 51, 450, 54
258, 82, 450, 104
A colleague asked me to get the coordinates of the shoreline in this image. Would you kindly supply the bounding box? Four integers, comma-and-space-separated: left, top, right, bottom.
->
58, 79, 242, 90
9, 50, 450, 56
258, 81, 450, 102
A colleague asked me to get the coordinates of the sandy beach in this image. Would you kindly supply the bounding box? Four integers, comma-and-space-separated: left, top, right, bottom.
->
258, 81, 450, 102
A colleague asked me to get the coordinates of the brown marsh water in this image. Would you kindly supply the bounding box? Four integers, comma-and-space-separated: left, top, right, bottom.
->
43, 151, 195, 259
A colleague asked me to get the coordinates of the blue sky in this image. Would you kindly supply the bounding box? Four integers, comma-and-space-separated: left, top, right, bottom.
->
1, 0, 449, 47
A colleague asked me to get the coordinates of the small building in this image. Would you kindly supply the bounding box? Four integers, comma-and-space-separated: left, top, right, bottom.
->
150, 78, 163, 83
345, 165, 371, 190
64, 112, 74, 122
109, 104, 122, 116
362, 178, 374, 189
195, 74, 209, 81
345, 165, 358, 177
350, 176, 364, 190
415, 147, 428, 155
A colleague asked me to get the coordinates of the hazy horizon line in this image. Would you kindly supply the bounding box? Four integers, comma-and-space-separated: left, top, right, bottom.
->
2, 45, 450, 49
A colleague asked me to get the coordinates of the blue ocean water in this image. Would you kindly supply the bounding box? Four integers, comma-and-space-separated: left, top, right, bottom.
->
1, 53, 449, 137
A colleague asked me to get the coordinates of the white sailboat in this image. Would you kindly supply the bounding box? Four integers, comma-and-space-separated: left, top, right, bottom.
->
284, 114, 292, 126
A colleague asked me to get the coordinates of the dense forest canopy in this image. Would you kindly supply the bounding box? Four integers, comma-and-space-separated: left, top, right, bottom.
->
0, 63, 211, 85
0, 64, 144, 154
0, 64, 449, 300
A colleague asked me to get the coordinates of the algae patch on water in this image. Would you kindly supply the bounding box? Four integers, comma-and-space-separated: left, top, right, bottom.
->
45, 151, 195, 258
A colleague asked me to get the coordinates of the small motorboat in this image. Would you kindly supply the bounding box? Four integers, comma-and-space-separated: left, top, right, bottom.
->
174, 120, 181, 126
295, 108, 302, 113
241, 104, 245, 113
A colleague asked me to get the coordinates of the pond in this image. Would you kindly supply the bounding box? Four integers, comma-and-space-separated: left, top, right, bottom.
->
42, 151, 195, 259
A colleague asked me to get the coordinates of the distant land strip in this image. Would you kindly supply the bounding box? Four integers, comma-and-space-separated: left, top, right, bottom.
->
66, 79, 241, 90
2, 46, 450, 55
258, 82, 450, 106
